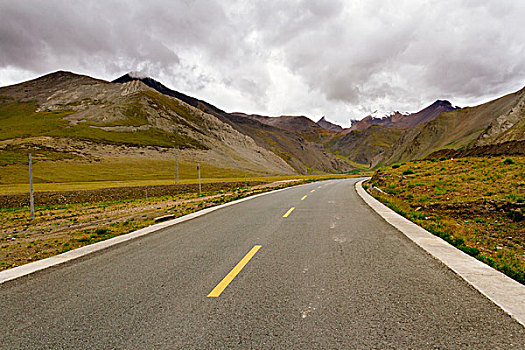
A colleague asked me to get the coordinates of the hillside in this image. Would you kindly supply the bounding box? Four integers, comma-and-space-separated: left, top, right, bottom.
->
114, 73, 353, 173
327, 100, 458, 166
0, 71, 296, 187
328, 126, 404, 167
387, 86, 525, 163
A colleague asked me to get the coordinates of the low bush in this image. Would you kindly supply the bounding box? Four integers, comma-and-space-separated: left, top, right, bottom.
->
95, 228, 108, 235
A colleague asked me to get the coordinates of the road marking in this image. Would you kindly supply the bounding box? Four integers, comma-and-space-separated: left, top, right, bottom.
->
207, 245, 262, 298
283, 207, 295, 217
317, 185, 322, 188
301, 195, 307, 200
310, 189, 315, 193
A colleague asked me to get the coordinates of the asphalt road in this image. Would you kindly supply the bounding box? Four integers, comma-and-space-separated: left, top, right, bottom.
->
1, 178, 524, 349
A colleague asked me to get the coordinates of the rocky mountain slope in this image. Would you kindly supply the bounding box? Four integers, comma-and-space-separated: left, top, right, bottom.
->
0, 71, 295, 178
348, 101, 458, 132
114, 73, 352, 173
326, 99, 459, 166
317, 117, 344, 132
387, 86, 525, 163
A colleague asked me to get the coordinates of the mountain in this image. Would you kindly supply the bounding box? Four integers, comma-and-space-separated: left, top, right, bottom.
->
328, 126, 404, 166
395, 100, 459, 129
114, 73, 353, 173
327, 100, 459, 166
317, 117, 344, 132
347, 101, 458, 132
0, 71, 295, 179
386, 86, 525, 163
347, 111, 409, 131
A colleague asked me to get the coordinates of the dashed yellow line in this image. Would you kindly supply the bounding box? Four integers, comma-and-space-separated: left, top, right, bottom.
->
207, 245, 262, 298
317, 185, 322, 188
310, 189, 315, 193
301, 195, 307, 201
283, 207, 295, 218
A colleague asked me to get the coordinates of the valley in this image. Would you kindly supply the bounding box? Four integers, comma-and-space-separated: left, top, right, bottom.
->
1, 70, 525, 285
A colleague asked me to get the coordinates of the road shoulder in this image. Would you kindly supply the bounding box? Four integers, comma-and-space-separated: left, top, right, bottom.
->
356, 179, 525, 327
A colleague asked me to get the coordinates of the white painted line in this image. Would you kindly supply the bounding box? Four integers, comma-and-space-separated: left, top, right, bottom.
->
355, 179, 525, 327
0, 181, 319, 285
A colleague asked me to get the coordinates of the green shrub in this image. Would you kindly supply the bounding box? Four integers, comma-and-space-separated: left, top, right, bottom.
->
503, 158, 514, 165
391, 164, 401, 169
95, 228, 108, 235
507, 209, 524, 222
439, 157, 447, 161
402, 169, 415, 175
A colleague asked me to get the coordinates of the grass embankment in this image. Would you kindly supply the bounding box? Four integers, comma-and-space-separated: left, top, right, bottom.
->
0, 175, 357, 271
367, 156, 525, 284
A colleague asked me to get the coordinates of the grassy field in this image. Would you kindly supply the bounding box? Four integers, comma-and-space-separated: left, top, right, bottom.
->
0, 175, 358, 271
0, 156, 265, 192
367, 156, 525, 284
0, 156, 352, 195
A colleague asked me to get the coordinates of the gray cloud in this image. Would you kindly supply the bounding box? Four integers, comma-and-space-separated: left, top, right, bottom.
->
1, 0, 524, 126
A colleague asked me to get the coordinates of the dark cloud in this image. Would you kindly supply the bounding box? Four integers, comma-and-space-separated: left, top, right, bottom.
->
1, 0, 524, 126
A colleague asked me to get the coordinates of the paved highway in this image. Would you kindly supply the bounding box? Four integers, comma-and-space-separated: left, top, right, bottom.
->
1, 179, 523, 348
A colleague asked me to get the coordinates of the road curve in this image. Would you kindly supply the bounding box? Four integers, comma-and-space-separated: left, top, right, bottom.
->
0, 178, 523, 349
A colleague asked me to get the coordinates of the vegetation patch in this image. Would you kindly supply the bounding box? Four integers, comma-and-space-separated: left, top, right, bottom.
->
368, 156, 525, 284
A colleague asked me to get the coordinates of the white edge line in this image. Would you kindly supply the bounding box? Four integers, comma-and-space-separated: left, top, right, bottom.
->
0, 181, 321, 285
355, 179, 525, 327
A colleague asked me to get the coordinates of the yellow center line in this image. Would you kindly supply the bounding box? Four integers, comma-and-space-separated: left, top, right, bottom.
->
283, 207, 295, 218
301, 195, 307, 200
310, 189, 315, 193
207, 245, 262, 298
317, 185, 322, 188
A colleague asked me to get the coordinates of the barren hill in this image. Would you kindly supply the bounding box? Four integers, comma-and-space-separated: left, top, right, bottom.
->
114, 73, 353, 174
0, 71, 295, 184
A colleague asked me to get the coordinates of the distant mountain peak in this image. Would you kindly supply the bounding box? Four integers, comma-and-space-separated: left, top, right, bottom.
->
431, 99, 453, 107
127, 71, 150, 79
317, 116, 344, 132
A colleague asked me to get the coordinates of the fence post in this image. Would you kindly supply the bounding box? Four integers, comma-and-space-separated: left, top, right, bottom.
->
29, 153, 34, 220
197, 164, 201, 194
175, 150, 179, 183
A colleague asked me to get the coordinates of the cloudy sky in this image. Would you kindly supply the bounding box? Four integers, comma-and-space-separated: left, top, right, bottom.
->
1, 0, 524, 126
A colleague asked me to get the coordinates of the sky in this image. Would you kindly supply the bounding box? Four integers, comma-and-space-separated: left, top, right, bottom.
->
1, 0, 524, 127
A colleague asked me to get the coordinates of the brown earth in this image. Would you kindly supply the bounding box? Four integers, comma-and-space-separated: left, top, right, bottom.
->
426, 139, 525, 159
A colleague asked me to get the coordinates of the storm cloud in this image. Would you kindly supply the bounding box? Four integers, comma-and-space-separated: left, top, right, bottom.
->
1, 0, 524, 126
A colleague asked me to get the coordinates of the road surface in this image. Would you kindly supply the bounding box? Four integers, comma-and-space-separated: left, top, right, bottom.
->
1, 178, 523, 348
